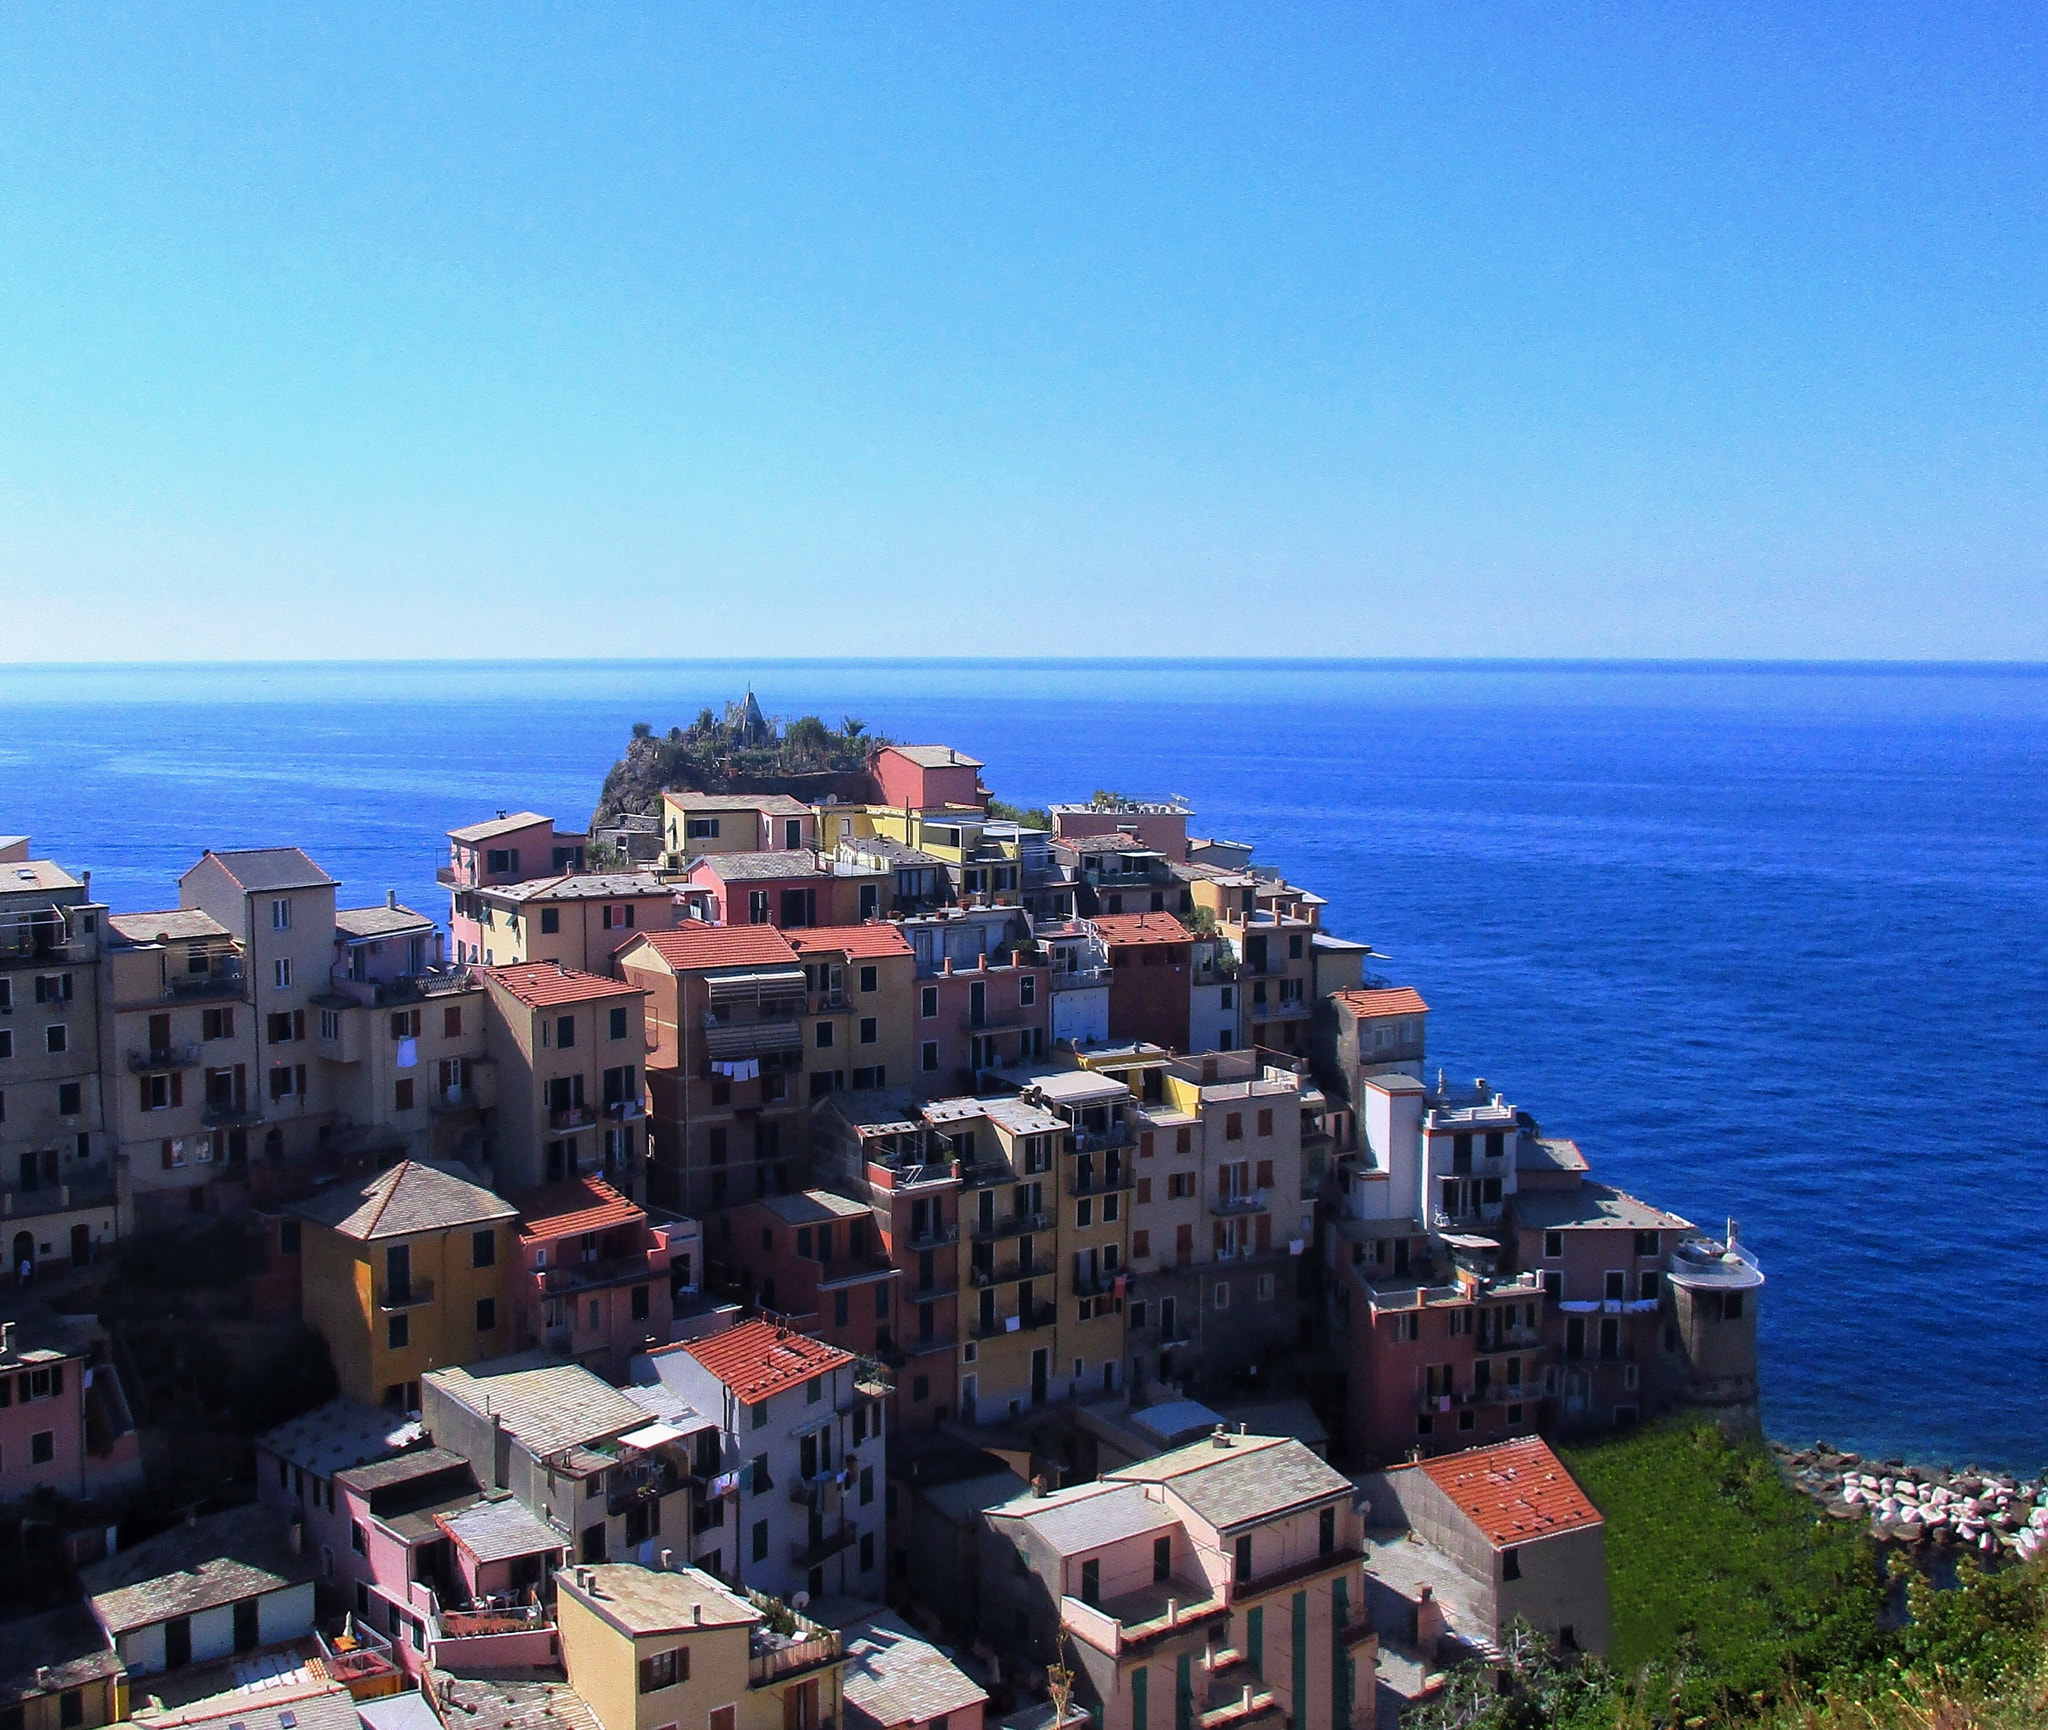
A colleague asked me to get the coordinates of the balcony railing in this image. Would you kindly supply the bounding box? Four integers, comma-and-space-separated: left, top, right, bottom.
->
745, 1590, 842, 1687
127, 1044, 201, 1073
788, 1521, 857, 1568
1070, 1126, 1133, 1153
1068, 1168, 1137, 1198
971, 1255, 1054, 1287
906, 1222, 958, 1250
540, 1249, 663, 1295
972, 1209, 1049, 1240
200, 1098, 261, 1127
1209, 1190, 1269, 1217
609, 1458, 687, 1514
377, 1278, 436, 1311
971, 1303, 1057, 1339
167, 964, 245, 1000
550, 1104, 597, 1129
432, 1086, 485, 1113
1050, 965, 1112, 990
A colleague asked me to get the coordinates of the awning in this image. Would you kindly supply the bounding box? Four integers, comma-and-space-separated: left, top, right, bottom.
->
620, 1422, 686, 1451
705, 966, 805, 999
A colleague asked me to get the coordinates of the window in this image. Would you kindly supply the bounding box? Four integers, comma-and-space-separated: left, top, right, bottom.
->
1214, 1281, 1230, 1310
920, 1041, 939, 1073
833, 1290, 848, 1326
1256, 1273, 1274, 1301
1256, 1108, 1272, 1137
751, 1519, 768, 1562
60, 1690, 83, 1730
1543, 1230, 1563, 1259
476, 1297, 496, 1332
29, 1429, 54, 1465
1639, 1270, 1659, 1300
388, 1313, 411, 1350
1635, 1229, 1659, 1257
318, 1008, 339, 1040
395, 1078, 414, 1112
815, 1021, 834, 1049
470, 1228, 496, 1269
273, 959, 292, 989
46, 1025, 67, 1055
1020, 974, 1036, 1006
1075, 1199, 1092, 1228
271, 898, 292, 930
637, 1647, 687, 1692
1724, 1291, 1744, 1320
1132, 1229, 1150, 1259
540, 907, 560, 935
609, 1005, 629, 1040
1502, 1546, 1521, 1581
805, 1375, 822, 1405
859, 1016, 877, 1045
1233, 1535, 1253, 1584
1225, 1112, 1242, 1141
1393, 1312, 1419, 1342
57, 1081, 81, 1115
0, 1030, 12, 1060
556, 1015, 575, 1048
351, 1520, 367, 1555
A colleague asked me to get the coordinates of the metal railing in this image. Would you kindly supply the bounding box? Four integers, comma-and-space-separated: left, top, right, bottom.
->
127, 1044, 200, 1073
971, 1255, 1054, 1287
377, 1278, 436, 1310
200, 1098, 260, 1127
971, 1209, 1049, 1240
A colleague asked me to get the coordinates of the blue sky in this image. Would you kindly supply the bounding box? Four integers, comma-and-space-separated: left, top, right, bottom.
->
2, 4, 2042, 660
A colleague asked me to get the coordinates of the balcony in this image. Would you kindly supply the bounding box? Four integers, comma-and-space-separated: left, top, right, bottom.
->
1068, 1167, 1137, 1198
1070, 1125, 1133, 1153
167, 963, 245, 1001
127, 1043, 201, 1073
377, 1278, 436, 1310
809, 989, 851, 1014
971, 1255, 1054, 1288
1209, 1190, 1269, 1217
432, 1086, 486, 1114
436, 865, 462, 887
1050, 966, 1112, 990
972, 1209, 1049, 1240
906, 1221, 958, 1250
786, 1470, 841, 1507
744, 1590, 842, 1687
609, 1457, 688, 1514
788, 1521, 857, 1569
200, 1098, 261, 1127
699, 1016, 805, 1061
541, 1247, 665, 1295
971, 1304, 1056, 1339
550, 1104, 598, 1130
958, 1011, 1043, 1035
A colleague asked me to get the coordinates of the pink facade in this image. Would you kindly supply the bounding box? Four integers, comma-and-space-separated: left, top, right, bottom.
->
511, 1176, 675, 1379
1051, 806, 1191, 862
910, 957, 1051, 1098
0, 1314, 140, 1503
443, 812, 587, 964
683, 855, 851, 929
872, 747, 987, 813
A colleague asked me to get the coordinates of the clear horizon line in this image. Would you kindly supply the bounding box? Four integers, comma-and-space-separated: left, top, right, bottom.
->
5, 655, 2048, 676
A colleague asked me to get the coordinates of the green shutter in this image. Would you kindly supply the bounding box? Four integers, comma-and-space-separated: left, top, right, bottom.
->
1176, 1651, 1194, 1730
1292, 1590, 1308, 1723
1132, 1664, 1148, 1730
1246, 1604, 1263, 1670
1332, 1576, 1353, 1724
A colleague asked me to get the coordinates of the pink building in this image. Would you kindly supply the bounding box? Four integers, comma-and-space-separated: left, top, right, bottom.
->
683, 852, 871, 930
510, 1175, 676, 1380
256, 1395, 426, 1595
909, 952, 1050, 1099
1049, 801, 1192, 863
0, 1308, 141, 1504
871, 746, 988, 813
443, 812, 588, 964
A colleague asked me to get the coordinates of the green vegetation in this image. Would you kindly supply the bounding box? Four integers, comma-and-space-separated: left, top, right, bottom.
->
1413, 1423, 2048, 1730
988, 796, 1052, 830
593, 702, 888, 827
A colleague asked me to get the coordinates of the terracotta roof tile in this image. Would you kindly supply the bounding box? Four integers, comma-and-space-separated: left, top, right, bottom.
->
1333, 986, 1429, 1018
1417, 1436, 1602, 1547
1089, 912, 1193, 946
627, 924, 802, 972
786, 923, 915, 961
478, 962, 645, 1008
682, 1317, 852, 1404
516, 1175, 643, 1242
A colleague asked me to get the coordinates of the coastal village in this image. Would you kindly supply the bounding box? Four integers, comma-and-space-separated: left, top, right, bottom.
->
0, 699, 1823, 1730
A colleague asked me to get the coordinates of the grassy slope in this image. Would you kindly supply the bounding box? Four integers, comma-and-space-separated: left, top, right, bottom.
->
1561, 1423, 1887, 1707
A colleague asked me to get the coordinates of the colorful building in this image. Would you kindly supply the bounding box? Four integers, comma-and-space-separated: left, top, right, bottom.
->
511, 1175, 678, 1379
786, 923, 918, 1099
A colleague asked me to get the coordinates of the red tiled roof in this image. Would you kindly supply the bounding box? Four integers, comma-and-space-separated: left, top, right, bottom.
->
1333, 986, 1429, 1018
1089, 912, 1193, 946
478, 963, 644, 1009
516, 1175, 643, 1241
627, 924, 801, 972
786, 923, 915, 961
1417, 1437, 1602, 1547
681, 1318, 853, 1403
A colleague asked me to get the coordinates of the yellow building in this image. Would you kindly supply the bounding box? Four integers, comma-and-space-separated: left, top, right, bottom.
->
786, 923, 919, 1097
292, 1159, 516, 1410
660, 792, 818, 870
0, 1605, 127, 1730
930, 1067, 1134, 1424
557, 1562, 845, 1730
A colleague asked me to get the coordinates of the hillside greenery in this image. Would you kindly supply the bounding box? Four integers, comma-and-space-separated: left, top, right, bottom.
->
1412, 1423, 2048, 1730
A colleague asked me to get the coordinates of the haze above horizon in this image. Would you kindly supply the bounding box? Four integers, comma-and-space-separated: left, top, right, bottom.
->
3, 5, 2043, 661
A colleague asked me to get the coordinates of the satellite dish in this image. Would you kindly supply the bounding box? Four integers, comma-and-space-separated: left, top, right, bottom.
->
792, 1591, 811, 1610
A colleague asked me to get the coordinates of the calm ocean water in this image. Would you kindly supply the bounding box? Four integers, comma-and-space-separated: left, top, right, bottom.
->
2, 659, 2043, 1469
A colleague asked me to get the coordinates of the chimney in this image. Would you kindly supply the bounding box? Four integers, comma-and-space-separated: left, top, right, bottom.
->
661, 1548, 674, 1571
1211, 1424, 1231, 1449
692, 1604, 702, 1625
1, 1321, 15, 1355
387, 889, 398, 910
80, 871, 90, 900
941, 957, 954, 976
1201, 1056, 1218, 1085
497, 810, 508, 820
288, 1519, 303, 1555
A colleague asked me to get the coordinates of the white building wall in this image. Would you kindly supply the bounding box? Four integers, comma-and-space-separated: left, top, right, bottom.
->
1050, 985, 1109, 1048
1188, 983, 1238, 1054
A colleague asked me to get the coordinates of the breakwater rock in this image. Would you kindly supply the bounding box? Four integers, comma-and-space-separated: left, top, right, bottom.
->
1774, 1440, 2048, 1562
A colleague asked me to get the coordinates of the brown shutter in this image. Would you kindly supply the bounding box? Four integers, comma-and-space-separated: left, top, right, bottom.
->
170, 1072, 184, 1109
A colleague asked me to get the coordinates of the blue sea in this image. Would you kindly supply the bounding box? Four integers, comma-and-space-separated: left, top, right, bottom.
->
2, 659, 2043, 1470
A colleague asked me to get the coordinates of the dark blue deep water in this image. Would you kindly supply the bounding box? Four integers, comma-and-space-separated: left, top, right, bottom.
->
2, 660, 2043, 1469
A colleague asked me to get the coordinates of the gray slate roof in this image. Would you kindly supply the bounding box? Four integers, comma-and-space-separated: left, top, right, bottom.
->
1510, 1181, 1690, 1233
0, 1604, 123, 1703
482, 873, 676, 903
196, 847, 335, 892
762, 1189, 869, 1225
692, 850, 829, 882
357, 1693, 446, 1730
105, 908, 233, 945
291, 1160, 515, 1240
80, 1504, 313, 1634
1111, 1434, 1352, 1532
426, 1355, 652, 1457
434, 1677, 602, 1730
165, 1685, 363, 1730
993, 1481, 1178, 1554
334, 1445, 472, 1496
256, 1397, 425, 1478
335, 903, 435, 940
438, 1494, 568, 1564
842, 1611, 989, 1730
886, 745, 983, 769
448, 812, 551, 844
